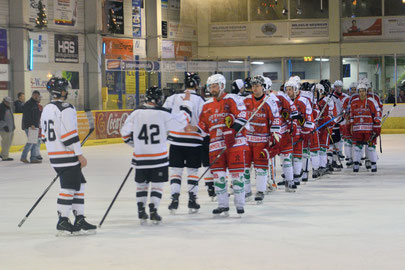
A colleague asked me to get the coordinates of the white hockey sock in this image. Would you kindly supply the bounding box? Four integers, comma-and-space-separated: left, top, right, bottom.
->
57, 188, 75, 217
255, 168, 267, 193
319, 147, 327, 167
136, 182, 149, 206
344, 140, 353, 159
366, 145, 378, 163
353, 144, 363, 163
243, 168, 252, 194
169, 167, 183, 195
213, 171, 229, 208
310, 151, 320, 170
293, 157, 303, 181
338, 140, 344, 154
187, 167, 199, 195
281, 154, 293, 181
231, 172, 245, 209
150, 182, 164, 209
72, 184, 85, 216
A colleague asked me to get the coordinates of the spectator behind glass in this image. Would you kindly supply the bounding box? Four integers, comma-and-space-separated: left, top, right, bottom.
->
398, 90, 405, 103
14, 92, 25, 113
386, 90, 396, 104
0, 97, 15, 161
21, 90, 42, 164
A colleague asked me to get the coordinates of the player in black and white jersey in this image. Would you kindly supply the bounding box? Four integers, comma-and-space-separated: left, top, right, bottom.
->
40, 77, 96, 235
162, 73, 205, 214
120, 86, 192, 224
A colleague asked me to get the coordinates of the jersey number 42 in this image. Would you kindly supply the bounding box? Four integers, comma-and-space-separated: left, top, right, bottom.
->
138, 124, 160, 144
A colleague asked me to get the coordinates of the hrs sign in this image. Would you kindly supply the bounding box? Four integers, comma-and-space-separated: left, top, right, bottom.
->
54, 34, 79, 63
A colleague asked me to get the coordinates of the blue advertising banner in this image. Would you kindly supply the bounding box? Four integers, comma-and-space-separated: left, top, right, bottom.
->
0, 29, 7, 63
132, 0, 142, 37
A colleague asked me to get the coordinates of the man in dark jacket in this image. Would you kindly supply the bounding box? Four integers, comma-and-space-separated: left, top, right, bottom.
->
21, 91, 42, 163
0, 97, 15, 161
14, 92, 25, 113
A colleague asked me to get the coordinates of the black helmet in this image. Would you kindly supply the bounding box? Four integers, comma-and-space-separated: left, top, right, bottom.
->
146, 86, 163, 106
244, 77, 252, 92
300, 82, 312, 91
320, 79, 331, 94
47, 77, 69, 98
184, 72, 201, 89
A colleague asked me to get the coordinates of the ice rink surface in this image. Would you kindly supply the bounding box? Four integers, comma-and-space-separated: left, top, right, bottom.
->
1, 134, 404, 270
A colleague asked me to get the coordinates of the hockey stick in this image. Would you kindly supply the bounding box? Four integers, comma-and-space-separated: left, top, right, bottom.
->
367, 103, 397, 147
98, 167, 133, 228
18, 110, 95, 228
191, 95, 271, 191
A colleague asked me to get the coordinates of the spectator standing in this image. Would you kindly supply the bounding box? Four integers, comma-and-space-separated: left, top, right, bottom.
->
0, 97, 15, 161
14, 92, 25, 113
398, 90, 405, 103
386, 90, 396, 104
21, 91, 42, 163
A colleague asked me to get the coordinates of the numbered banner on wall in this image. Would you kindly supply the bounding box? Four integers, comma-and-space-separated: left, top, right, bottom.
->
54, 0, 78, 26
132, 0, 142, 37
0, 29, 7, 63
54, 34, 79, 63
29, 32, 49, 63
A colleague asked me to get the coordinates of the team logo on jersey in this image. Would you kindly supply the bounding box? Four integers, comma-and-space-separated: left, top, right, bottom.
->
62, 103, 70, 107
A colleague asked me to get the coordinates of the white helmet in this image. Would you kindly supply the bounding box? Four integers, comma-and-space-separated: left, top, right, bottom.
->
207, 74, 226, 92
263, 77, 272, 90
290, 76, 301, 89
285, 79, 299, 95
349, 82, 358, 89
333, 80, 343, 89
357, 83, 367, 91
315, 83, 326, 95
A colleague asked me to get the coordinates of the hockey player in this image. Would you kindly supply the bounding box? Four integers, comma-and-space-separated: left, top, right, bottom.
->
121, 86, 192, 224
344, 81, 359, 167
349, 84, 381, 172
163, 73, 205, 214
285, 78, 315, 186
231, 79, 245, 96
243, 75, 281, 203
40, 77, 96, 235
276, 85, 299, 191
300, 82, 321, 181
314, 83, 334, 175
331, 80, 350, 169
185, 74, 248, 216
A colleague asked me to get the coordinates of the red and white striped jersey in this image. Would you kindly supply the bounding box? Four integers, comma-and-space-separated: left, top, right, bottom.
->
350, 97, 382, 133
121, 104, 191, 169
40, 101, 82, 168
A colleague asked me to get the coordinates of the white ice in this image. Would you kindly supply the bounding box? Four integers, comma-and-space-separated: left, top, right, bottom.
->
1, 134, 405, 270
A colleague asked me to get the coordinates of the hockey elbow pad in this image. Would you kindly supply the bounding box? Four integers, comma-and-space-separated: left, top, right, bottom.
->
122, 133, 134, 146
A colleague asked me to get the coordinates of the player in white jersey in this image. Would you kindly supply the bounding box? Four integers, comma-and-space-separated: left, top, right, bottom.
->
162, 73, 205, 214
120, 86, 192, 224
40, 77, 96, 235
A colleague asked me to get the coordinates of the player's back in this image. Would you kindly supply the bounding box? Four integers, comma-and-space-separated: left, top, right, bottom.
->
41, 101, 80, 168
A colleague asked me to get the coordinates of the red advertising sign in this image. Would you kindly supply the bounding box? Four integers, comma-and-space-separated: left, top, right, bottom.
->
174, 41, 192, 59
343, 18, 382, 36
103, 38, 133, 60
95, 110, 131, 139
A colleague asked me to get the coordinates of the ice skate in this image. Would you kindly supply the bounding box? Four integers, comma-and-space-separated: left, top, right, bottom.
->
149, 203, 162, 225
73, 214, 97, 235
137, 202, 149, 225
371, 162, 377, 173
285, 181, 296, 193
236, 207, 244, 217
338, 152, 345, 159
312, 168, 320, 179
332, 161, 342, 171
168, 193, 179, 215
56, 216, 78, 236
302, 170, 309, 182
212, 207, 229, 217
365, 160, 371, 170
188, 192, 200, 214
206, 183, 217, 201
353, 162, 360, 172
245, 191, 252, 202
254, 191, 264, 204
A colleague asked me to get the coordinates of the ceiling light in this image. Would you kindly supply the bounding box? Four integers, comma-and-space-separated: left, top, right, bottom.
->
228, 60, 243, 64
315, 58, 329, 62
251, 61, 264, 65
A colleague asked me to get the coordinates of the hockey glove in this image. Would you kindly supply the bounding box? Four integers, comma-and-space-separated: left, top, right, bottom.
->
3, 126, 9, 132
372, 126, 381, 137
260, 144, 280, 160
223, 128, 236, 148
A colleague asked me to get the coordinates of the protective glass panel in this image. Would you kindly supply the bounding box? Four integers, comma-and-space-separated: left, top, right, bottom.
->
290, 0, 329, 19
250, 59, 283, 91
250, 0, 287, 21
210, 0, 248, 22
384, 0, 405, 16
342, 0, 382, 17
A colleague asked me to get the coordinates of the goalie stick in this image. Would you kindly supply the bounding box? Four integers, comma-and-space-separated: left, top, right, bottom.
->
18, 110, 95, 228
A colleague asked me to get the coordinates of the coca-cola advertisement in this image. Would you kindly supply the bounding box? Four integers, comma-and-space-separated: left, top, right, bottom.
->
95, 111, 131, 139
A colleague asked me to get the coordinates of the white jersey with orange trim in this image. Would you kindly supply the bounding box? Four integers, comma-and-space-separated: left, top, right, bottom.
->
120, 103, 191, 169
163, 90, 205, 147
40, 101, 82, 168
